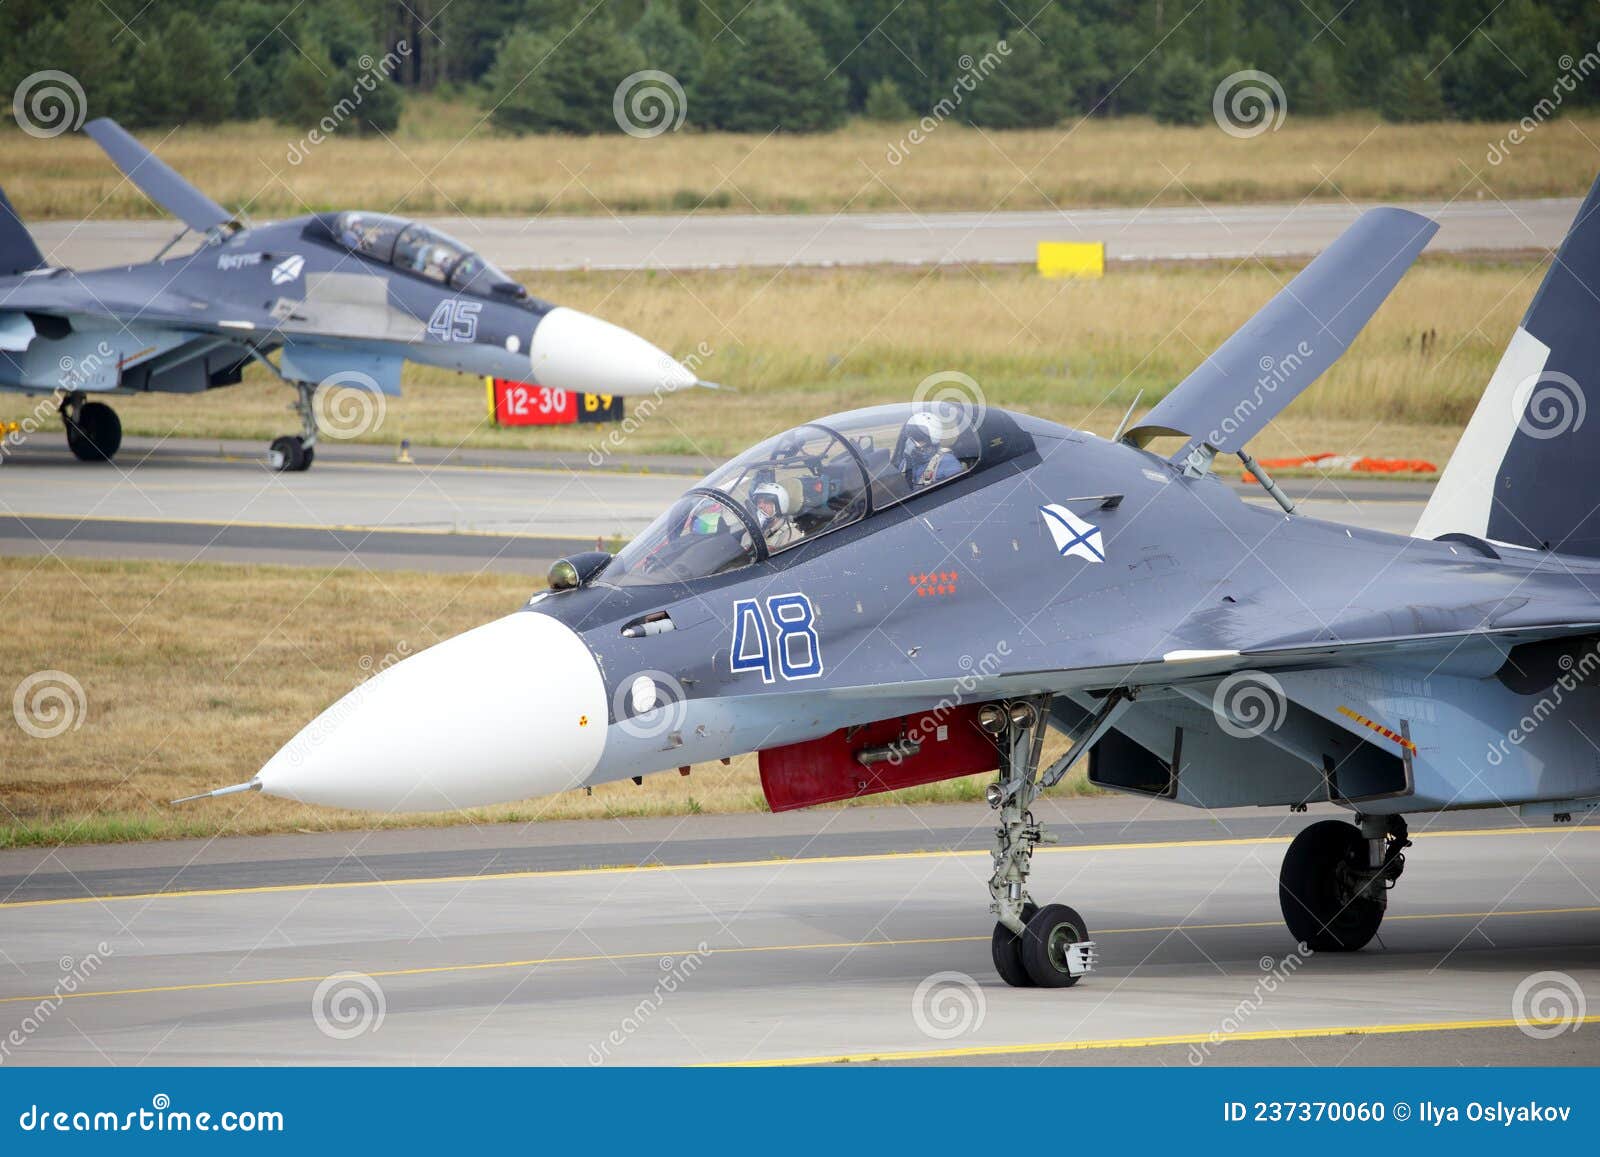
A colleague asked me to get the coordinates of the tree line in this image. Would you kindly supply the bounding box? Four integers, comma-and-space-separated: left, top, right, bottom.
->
2, 0, 1596, 135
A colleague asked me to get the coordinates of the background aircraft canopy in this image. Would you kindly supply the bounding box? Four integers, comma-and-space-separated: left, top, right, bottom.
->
328, 211, 522, 297
604, 403, 1032, 586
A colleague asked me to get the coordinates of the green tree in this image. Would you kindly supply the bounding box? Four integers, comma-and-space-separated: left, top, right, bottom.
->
632, 1, 704, 90
862, 76, 912, 120
485, 14, 647, 134
127, 12, 232, 127
1337, 17, 1396, 110
696, 1, 845, 132
1289, 41, 1347, 116
1441, 0, 1568, 120
964, 29, 1065, 129
1380, 55, 1447, 123
1151, 53, 1208, 126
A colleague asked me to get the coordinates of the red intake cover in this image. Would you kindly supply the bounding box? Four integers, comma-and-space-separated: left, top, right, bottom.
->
758, 705, 999, 812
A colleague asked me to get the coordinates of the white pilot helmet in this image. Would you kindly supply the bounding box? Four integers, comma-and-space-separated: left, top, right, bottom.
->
904, 410, 947, 449
751, 481, 791, 517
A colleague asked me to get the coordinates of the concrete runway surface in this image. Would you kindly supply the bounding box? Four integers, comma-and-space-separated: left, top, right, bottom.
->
31, 198, 1579, 272
0, 437, 1431, 572
0, 798, 1594, 1066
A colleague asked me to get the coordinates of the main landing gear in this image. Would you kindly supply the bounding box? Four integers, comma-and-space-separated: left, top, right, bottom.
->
267, 381, 317, 473
61, 393, 122, 462
1278, 814, 1409, 951
983, 696, 1098, 988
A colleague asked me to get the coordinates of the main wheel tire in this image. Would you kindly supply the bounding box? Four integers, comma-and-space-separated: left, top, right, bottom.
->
66, 401, 121, 462
268, 435, 309, 473
991, 902, 1039, 988
1278, 819, 1385, 952
1019, 903, 1090, 988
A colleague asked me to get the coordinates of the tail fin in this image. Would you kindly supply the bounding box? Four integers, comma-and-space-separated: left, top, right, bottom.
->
0, 185, 45, 276
1416, 173, 1600, 554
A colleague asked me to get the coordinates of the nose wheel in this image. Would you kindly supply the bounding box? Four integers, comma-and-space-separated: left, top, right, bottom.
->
267, 382, 318, 472
983, 695, 1105, 988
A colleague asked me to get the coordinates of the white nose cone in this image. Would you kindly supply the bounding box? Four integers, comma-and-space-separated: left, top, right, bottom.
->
529, 305, 697, 395
258, 613, 606, 812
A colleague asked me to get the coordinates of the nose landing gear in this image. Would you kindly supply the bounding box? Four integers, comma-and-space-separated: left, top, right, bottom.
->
267, 382, 318, 472
983, 695, 1102, 988
1278, 814, 1409, 951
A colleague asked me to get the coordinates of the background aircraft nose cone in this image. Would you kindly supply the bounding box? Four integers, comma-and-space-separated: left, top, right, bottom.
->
529, 305, 696, 395
257, 613, 606, 812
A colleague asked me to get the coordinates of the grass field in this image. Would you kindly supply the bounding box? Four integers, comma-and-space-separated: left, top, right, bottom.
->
0, 255, 1538, 470
2, 102, 1597, 220
0, 556, 1093, 848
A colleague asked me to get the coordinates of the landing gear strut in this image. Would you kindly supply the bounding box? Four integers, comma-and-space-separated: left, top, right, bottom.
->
1278, 814, 1409, 951
61, 393, 122, 462
984, 696, 1098, 988
267, 382, 317, 473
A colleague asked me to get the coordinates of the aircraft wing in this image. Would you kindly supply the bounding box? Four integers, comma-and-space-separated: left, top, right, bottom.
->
1127, 208, 1438, 456
83, 118, 236, 234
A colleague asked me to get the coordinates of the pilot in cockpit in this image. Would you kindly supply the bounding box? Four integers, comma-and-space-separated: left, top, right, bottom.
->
749, 481, 801, 550
895, 411, 963, 490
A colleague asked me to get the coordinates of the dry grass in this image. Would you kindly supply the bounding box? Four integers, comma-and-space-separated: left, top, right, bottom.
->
0, 556, 1090, 848
0, 256, 1536, 467
2, 105, 1597, 220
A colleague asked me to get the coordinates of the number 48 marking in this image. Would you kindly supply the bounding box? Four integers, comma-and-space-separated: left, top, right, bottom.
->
730, 593, 823, 682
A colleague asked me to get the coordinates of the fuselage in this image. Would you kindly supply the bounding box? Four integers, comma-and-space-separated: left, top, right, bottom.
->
252, 405, 1600, 816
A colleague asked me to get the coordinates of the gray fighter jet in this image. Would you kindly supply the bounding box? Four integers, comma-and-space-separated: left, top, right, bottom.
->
0, 118, 705, 471
189, 174, 1600, 989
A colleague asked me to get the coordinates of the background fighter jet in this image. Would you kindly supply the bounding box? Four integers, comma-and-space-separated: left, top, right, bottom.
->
0, 118, 705, 471
189, 173, 1600, 990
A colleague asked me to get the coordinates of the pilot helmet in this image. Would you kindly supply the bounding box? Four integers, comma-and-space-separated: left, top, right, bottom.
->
751, 481, 791, 523
903, 410, 947, 454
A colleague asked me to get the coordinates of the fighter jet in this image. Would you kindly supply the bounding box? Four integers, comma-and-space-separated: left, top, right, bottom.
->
188, 173, 1600, 989
0, 118, 705, 471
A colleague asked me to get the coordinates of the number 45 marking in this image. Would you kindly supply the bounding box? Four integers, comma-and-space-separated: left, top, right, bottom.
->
730, 593, 823, 682
428, 299, 480, 342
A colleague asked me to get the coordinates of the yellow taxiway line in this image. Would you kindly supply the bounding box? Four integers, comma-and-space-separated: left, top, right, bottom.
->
1, 824, 1592, 912
0, 510, 591, 544
1, 905, 1594, 1008
721, 1014, 1600, 1066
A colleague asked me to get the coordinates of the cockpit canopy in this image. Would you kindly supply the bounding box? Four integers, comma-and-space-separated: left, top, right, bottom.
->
604, 402, 1034, 587
327, 211, 524, 298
